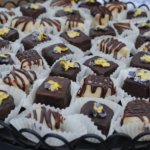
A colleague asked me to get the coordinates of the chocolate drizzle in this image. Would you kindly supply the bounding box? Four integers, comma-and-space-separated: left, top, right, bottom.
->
27, 107, 64, 130
0, 11, 15, 24
50, 0, 72, 7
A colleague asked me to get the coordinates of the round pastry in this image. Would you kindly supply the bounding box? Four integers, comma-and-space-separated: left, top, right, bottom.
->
0, 54, 13, 65
0, 90, 15, 120
80, 101, 114, 135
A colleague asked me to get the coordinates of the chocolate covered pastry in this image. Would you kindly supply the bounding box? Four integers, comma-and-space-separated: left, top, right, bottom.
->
98, 37, 129, 59
16, 50, 43, 69
78, 74, 116, 98
113, 22, 131, 34
136, 21, 150, 35
127, 9, 147, 19
50, 0, 73, 7
34, 76, 71, 109
84, 56, 118, 76
21, 32, 51, 50
42, 43, 73, 66
0, 26, 19, 42
11, 16, 35, 33
20, 3, 46, 19
80, 101, 114, 135
0, 54, 13, 65
122, 100, 150, 125
122, 69, 150, 98
130, 51, 150, 70
60, 30, 91, 52
3, 68, 37, 92
50, 60, 81, 81
0, 39, 10, 50
0, 90, 15, 120
27, 107, 64, 130
89, 24, 116, 39
91, 5, 111, 25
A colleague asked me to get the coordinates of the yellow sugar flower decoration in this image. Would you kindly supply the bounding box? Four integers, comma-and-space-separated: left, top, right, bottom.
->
94, 58, 110, 67
60, 60, 76, 71
134, 9, 144, 16
93, 104, 103, 113
0, 91, 9, 105
30, 3, 40, 9
67, 30, 80, 38
37, 33, 46, 41
54, 46, 68, 53
137, 69, 150, 81
47, 80, 62, 91
0, 54, 8, 58
64, 7, 73, 13
140, 54, 150, 63
0, 27, 10, 36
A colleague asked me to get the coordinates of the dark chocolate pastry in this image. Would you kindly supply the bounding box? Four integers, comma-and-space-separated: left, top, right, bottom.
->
3, 68, 37, 92
20, 3, 46, 19
16, 50, 43, 69
122, 69, 150, 98
0, 90, 15, 120
11, 16, 35, 33
60, 30, 91, 52
26, 106, 64, 130
130, 51, 150, 70
78, 74, 116, 98
113, 22, 131, 34
42, 43, 73, 66
80, 101, 114, 135
84, 56, 118, 76
50, 0, 73, 7
0, 39, 10, 50
0, 11, 15, 25
91, 5, 112, 25
79, 0, 101, 10
34, 76, 71, 109
21, 32, 51, 50
122, 100, 150, 125
89, 24, 116, 39
0, 26, 19, 42
55, 7, 80, 17
98, 37, 129, 59
65, 14, 85, 30
50, 60, 81, 81
0, 54, 13, 65
127, 9, 147, 19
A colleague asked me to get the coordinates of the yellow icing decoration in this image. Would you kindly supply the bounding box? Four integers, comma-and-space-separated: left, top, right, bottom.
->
67, 31, 80, 38
140, 54, 150, 63
93, 104, 103, 113
60, 60, 76, 71
94, 58, 110, 67
96, 24, 107, 29
86, 0, 96, 3
64, 7, 73, 13
54, 46, 68, 53
0, 91, 9, 105
37, 33, 46, 41
136, 69, 150, 81
0, 54, 8, 58
30, 3, 40, 9
47, 80, 61, 91
134, 9, 144, 16
0, 27, 10, 36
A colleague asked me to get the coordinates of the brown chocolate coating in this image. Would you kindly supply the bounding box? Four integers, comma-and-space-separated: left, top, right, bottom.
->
55, 9, 80, 17
89, 26, 116, 39
0, 54, 13, 65
0, 90, 15, 120
130, 51, 150, 70
78, 74, 116, 98
34, 76, 71, 109
60, 30, 91, 52
20, 3, 46, 19
21, 32, 51, 50
80, 101, 114, 135
84, 56, 118, 76
79, 1, 101, 10
0, 39, 10, 50
50, 60, 81, 81
42, 43, 73, 66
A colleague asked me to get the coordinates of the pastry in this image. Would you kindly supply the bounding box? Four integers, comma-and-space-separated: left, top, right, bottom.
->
50, 0, 73, 7
127, 9, 147, 19
0, 54, 13, 65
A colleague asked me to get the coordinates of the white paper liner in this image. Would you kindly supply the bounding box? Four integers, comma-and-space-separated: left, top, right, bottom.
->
23, 77, 80, 109
62, 97, 122, 139
0, 84, 26, 123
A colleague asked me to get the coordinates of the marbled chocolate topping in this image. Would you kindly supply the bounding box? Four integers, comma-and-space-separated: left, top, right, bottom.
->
99, 38, 127, 59
113, 22, 131, 34
105, 1, 127, 13
50, 0, 72, 7
122, 100, 150, 124
3, 68, 37, 91
65, 14, 84, 30
26, 107, 64, 130
78, 74, 116, 98
16, 50, 43, 69
0, 11, 14, 24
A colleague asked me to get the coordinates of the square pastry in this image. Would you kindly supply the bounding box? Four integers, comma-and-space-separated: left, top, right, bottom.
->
60, 30, 91, 52
84, 56, 118, 76
50, 59, 81, 81
16, 50, 43, 69
34, 76, 71, 108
